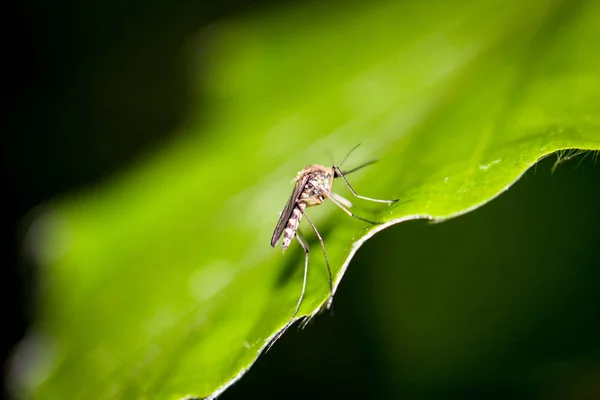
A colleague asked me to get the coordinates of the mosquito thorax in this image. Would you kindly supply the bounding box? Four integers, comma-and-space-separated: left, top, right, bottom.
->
295, 164, 334, 202
295, 164, 330, 180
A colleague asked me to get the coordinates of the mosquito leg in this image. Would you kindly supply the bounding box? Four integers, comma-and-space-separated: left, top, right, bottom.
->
326, 193, 382, 225
333, 165, 399, 204
330, 192, 353, 208
265, 233, 310, 351
300, 209, 334, 314
290, 233, 310, 322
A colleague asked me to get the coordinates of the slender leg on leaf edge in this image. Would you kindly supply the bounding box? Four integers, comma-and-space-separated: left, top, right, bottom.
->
334, 165, 399, 204
327, 192, 382, 225
266, 233, 310, 351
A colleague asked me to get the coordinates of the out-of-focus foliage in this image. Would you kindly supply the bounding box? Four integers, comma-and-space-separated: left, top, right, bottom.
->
12, 0, 600, 399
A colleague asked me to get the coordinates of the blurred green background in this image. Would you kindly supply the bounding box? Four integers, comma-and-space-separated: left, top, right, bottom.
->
5, 0, 600, 399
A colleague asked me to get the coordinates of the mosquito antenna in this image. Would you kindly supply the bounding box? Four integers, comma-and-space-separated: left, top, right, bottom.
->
338, 143, 361, 169
340, 159, 378, 176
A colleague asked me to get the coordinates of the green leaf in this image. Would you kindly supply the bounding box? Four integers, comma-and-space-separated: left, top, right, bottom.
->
14, 0, 600, 399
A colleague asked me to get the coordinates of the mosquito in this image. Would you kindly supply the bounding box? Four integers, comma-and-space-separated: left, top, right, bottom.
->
270, 145, 398, 330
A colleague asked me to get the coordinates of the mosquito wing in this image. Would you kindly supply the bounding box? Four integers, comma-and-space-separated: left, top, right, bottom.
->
270, 175, 309, 247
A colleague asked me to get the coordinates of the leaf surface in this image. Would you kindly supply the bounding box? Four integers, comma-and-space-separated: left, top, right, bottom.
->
15, 0, 600, 399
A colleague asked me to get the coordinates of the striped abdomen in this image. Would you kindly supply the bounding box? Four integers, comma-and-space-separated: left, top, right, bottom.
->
282, 203, 306, 252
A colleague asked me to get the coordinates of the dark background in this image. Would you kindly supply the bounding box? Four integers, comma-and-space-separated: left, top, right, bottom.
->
4, 1, 599, 399
225, 156, 600, 400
